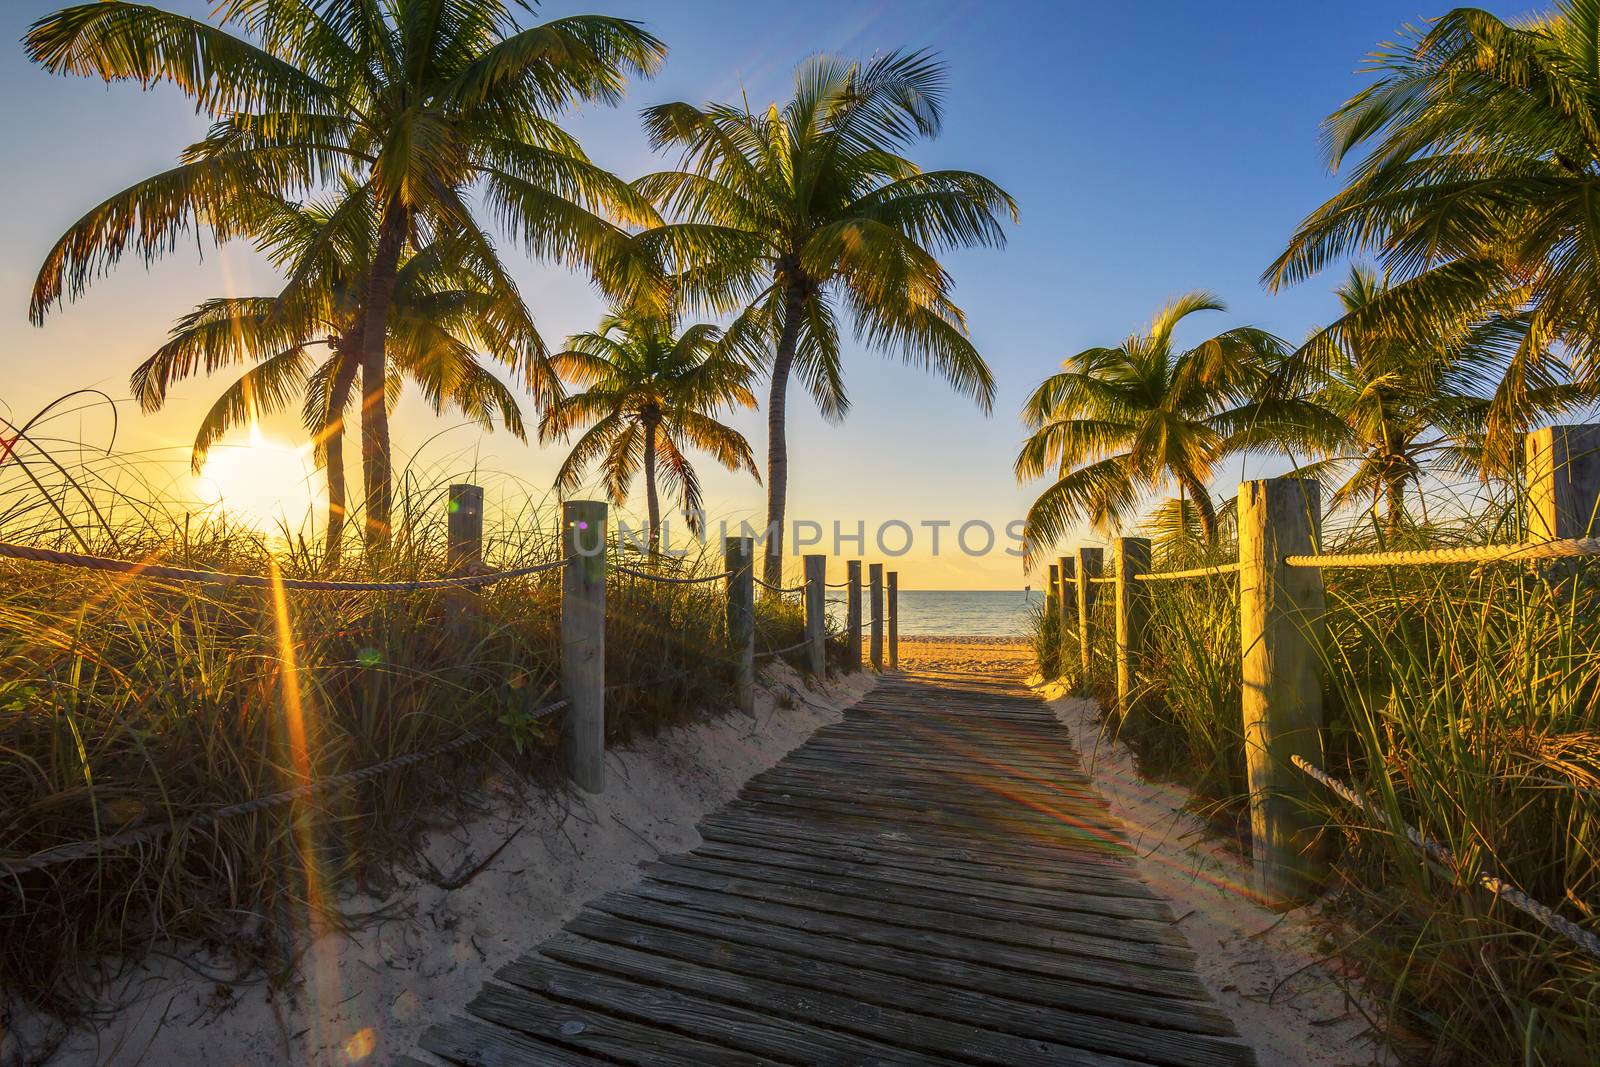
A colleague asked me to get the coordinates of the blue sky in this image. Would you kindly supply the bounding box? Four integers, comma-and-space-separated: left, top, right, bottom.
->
0, 1, 1490, 586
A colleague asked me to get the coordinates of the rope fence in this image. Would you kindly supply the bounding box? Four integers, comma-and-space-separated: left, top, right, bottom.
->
1285, 537, 1600, 569
0, 540, 566, 591
1137, 561, 1240, 581
1291, 756, 1600, 963
0, 698, 569, 879
1043, 424, 1600, 934
614, 565, 735, 584
3, 488, 902, 882
754, 576, 807, 594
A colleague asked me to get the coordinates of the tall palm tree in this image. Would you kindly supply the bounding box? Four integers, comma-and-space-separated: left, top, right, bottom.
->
1264, 2, 1600, 465
133, 190, 536, 556
1304, 266, 1591, 528
1014, 293, 1336, 558
540, 308, 759, 553
26, 0, 664, 543
634, 50, 1016, 585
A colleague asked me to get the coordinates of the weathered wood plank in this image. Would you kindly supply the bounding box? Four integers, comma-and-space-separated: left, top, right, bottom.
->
420, 1014, 620, 1066
570, 898, 1237, 1035
638, 862, 1196, 968
412, 668, 1254, 1066
496, 956, 937, 1065
609, 882, 1210, 999
529, 933, 1158, 1067
554, 914, 1255, 1065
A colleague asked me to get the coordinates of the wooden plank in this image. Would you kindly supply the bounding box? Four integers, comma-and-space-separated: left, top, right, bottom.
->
694, 822, 1158, 898
420, 1015, 620, 1067
495, 955, 936, 1066
410, 668, 1255, 1066
640, 861, 1195, 965
530, 933, 1156, 1067
656, 851, 1179, 930
611, 882, 1209, 998
688, 837, 1163, 912
572, 898, 1237, 1035
701, 805, 1142, 871
468, 980, 764, 1067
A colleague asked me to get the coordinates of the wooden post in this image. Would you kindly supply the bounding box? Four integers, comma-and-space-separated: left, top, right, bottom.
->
846, 560, 863, 671
446, 483, 483, 573
803, 555, 827, 677
1074, 546, 1103, 687
1112, 536, 1150, 720
561, 500, 607, 794
726, 536, 755, 713
1526, 424, 1600, 539
1239, 477, 1327, 904
887, 571, 899, 670
1043, 562, 1061, 676
1057, 556, 1075, 680
869, 563, 884, 670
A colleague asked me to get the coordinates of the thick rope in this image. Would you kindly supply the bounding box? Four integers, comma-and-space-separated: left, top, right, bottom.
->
753, 576, 806, 594
1284, 538, 1600, 570
0, 699, 569, 879
1137, 561, 1241, 581
1292, 755, 1600, 962
613, 565, 734, 585
756, 638, 814, 659
0, 541, 565, 591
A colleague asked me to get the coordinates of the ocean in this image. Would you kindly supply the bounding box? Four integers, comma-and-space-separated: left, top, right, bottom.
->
825, 589, 1045, 637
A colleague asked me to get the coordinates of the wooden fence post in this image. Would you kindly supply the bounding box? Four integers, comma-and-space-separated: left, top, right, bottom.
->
846, 560, 863, 671
1112, 536, 1150, 720
446, 483, 483, 573
561, 500, 607, 794
887, 571, 899, 670
1043, 562, 1061, 676
869, 563, 884, 670
1074, 546, 1103, 687
804, 555, 827, 677
1526, 424, 1600, 540
1057, 556, 1075, 679
1239, 477, 1327, 904
726, 536, 755, 713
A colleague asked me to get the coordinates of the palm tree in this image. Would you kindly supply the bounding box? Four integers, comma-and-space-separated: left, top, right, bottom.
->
1303, 266, 1592, 529
1264, 3, 1600, 465
133, 190, 536, 556
634, 50, 1016, 585
1014, 293, 1337, 558
26, 0, 664, 543
540, 308, 759, 553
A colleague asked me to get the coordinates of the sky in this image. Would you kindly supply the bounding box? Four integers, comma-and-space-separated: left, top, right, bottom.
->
0, 0, 1508, 587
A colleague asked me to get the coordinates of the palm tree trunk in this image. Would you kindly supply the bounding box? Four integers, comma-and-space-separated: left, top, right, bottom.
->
643, 414, 661, 554
1177, 470, 1218, 547
1386, 476, 1405, 532
763, 286, 805, 589
359, 201, 406, 549
323, 347, 361, 560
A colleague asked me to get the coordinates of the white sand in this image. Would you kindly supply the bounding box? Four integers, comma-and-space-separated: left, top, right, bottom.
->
14, 664, 872, 1067
1039, 681, 1392, 1067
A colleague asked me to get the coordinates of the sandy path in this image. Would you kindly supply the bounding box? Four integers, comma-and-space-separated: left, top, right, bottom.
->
17, 665, 872, 1067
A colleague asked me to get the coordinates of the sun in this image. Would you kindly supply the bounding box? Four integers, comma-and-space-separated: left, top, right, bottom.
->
193, 424, 325, 532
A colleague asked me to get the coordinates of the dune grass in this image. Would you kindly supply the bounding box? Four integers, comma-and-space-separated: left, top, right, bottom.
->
0, 428, 821, 1023
1035, 496, 1600, 1064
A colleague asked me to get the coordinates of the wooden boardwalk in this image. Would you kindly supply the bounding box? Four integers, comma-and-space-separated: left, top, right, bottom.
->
416, 670, 1256, 1067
